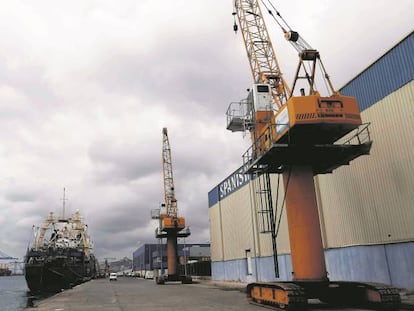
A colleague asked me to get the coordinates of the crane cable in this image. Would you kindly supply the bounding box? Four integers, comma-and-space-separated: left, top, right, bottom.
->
232, 0, 291, 35
259, 0, 292, 36
260, 0, 314, 50
259, 0, 336, 96
318, 60, 332, 96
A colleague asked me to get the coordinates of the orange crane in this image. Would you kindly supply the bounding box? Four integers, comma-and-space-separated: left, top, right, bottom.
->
227, 0, 401, 309
153, 128, 191, 284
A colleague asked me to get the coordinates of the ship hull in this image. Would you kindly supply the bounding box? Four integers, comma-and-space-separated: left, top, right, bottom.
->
25, 249, 97, 293
0, 268, 12, 276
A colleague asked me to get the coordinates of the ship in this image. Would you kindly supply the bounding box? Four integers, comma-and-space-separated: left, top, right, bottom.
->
24, 193, 98, 293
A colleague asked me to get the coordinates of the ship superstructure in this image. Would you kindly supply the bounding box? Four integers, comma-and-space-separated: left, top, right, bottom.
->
25, 204, 98, 292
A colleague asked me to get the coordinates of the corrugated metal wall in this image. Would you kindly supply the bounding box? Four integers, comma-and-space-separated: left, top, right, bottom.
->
208, 203, 224, 261
341, 31, 414, 111
209, 174, 291, 263
211, 242, 414, 287
316, 80, 414, 248
220, 184, 254, 259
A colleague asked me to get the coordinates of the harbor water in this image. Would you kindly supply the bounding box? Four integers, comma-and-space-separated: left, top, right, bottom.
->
0, 276, 30, 311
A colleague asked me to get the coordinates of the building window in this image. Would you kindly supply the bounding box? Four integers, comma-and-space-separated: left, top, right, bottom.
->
245, 249, 252, 275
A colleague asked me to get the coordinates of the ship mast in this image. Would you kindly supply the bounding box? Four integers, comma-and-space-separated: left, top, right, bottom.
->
61, 188, 67, 219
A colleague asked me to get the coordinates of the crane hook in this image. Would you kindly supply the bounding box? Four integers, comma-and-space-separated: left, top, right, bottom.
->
232, 12, 238, 33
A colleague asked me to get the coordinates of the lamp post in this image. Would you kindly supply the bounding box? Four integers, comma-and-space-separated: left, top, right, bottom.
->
183, 238, 188, 276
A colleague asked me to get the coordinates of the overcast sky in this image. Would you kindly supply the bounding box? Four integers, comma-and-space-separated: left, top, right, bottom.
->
1, 0, 413, 262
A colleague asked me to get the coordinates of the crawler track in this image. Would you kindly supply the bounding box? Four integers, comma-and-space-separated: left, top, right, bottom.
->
247, 281, 401, 311
321, 281, 402, 310
247, 282, 306, 310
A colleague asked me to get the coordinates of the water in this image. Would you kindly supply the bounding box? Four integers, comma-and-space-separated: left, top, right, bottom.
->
0, 276, 30, 311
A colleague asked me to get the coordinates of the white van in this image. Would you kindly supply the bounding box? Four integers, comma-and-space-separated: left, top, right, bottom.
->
144, 271, 154, 279
109, 273, 118, 281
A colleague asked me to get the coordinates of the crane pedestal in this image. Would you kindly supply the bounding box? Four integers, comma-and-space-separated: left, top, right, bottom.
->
243, 130, 401, 310
155, 216, 192, 285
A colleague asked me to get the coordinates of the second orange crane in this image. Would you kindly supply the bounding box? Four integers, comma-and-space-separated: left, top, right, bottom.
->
153, 128, 192, 284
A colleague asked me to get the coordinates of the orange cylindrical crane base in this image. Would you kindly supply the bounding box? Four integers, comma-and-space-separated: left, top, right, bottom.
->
167, 234, 178, 276
283, 165, 328, 281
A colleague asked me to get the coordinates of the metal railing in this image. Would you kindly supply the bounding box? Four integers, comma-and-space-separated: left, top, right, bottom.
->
226, 99, 253, 132
242, 122, 291, 167
242, 122, 372, 170
341, 122, 372, 145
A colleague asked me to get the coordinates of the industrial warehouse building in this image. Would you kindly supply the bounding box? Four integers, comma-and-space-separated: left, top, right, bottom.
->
132, 243, 210, 276
208, 31, 414, 289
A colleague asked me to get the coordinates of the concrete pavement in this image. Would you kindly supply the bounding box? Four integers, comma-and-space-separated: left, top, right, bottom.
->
25, 277, 414, 311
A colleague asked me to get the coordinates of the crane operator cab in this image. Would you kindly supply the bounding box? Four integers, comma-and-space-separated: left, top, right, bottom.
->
247, 84, 274, 112
226, 83, 274, 134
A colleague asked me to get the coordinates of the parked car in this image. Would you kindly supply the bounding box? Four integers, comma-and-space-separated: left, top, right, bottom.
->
144, 271, 154, 279
109, 273, 118, 281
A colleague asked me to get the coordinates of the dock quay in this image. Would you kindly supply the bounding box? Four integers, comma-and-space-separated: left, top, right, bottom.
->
25, 277, 414, 311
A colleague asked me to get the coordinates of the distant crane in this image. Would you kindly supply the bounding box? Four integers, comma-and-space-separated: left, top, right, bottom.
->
152, 128, 191, 284
0, 250, 17, 276
0, 249, 17, 260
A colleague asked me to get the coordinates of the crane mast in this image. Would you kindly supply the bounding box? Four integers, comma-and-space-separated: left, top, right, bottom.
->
228, 0, 401, 310
162, 128, 177, 218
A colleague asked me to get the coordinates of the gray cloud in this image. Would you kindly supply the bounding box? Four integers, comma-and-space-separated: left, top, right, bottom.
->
88, 139, 160, 183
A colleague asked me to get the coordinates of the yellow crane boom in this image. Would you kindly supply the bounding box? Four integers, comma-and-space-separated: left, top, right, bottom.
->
233, 0, 289, 109
162, 127, 177, 218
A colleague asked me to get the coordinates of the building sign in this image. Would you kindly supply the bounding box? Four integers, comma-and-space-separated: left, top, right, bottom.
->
219, 166, 251, 200
208, 165, 252, 207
